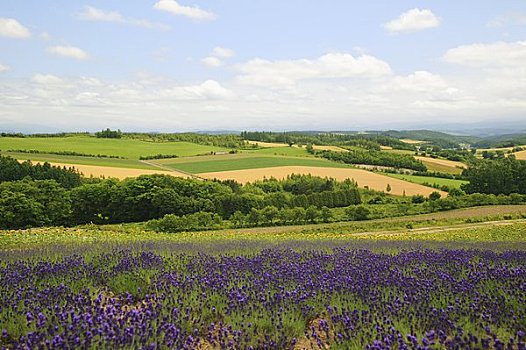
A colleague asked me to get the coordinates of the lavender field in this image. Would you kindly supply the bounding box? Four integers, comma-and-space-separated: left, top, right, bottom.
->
1, 240, 525, 349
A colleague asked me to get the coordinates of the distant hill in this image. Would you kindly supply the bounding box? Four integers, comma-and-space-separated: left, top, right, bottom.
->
372, 130, 481, 149
471, 133, 526, 148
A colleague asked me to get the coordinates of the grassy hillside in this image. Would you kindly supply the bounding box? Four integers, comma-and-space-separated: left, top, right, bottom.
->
385, 173, 468, 189
0, 136, 228, 159
160, 155, 351, 173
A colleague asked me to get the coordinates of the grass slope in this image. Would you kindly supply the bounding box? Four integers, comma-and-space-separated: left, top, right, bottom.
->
0, 136, 228, 159
385, 173, 468, 189
164, 156, 351, 173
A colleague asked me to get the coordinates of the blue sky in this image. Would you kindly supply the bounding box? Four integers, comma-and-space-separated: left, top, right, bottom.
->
1, 1, 525, 132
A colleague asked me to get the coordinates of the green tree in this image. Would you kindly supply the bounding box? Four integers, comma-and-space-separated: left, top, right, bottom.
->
429, 191, 442, 201
320, 206, 333, 223
305, 205, 319, 223
345, 205, 370, 221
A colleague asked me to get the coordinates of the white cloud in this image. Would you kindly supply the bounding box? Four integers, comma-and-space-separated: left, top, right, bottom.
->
0, 18, 31, 38
201, 47, 235, 67
154, 0, 216, 21
47, 46, 90, 60
384, 8, 440, 33
201, 56, 223, 67
31, 74, 64, 85
384, 71, 448, 92
443, 40, 526, 68
488, 13, 526, 27
213, 47, 235, 58
78, 6, 170, 30
0, 63, 10, 72
164, 80, 234, 100
237, 53, 392, 86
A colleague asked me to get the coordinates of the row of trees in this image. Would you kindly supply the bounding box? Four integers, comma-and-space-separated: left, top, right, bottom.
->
462, 157, 526, 195
0, 161, 362, 229
126, 132, 248, 149
95, 128, 122, 139
147, 203, 367, 233
314, 149, 427, 172
241, 131, 416, 151
0, 156, 82, 189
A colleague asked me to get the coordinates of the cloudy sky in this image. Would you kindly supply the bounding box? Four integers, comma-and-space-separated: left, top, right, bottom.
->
1, 1, 525, 132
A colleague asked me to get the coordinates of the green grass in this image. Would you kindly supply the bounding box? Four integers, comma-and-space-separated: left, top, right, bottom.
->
2, 151, 159, 169
0, 136, 228, 159
385, 173, 468, 189
162, 156, 352, 173
243, 146, 313, 157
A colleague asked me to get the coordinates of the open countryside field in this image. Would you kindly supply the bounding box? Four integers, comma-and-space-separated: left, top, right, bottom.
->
515, 150, 526, 160
385, 173, 468, 189
159, 155, 352, 173
400, 138, 426, 144
24, 161, 188, 179
198, 166, 447, 196
7, 151, 159, 169
2, 206, 526, 250
415, 156, 467, 174
0, 136, 228, 159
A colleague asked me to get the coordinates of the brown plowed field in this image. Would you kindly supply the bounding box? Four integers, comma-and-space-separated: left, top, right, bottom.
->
198, 166, 447, 196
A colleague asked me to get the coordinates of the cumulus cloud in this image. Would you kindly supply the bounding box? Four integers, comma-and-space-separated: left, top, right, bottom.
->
154, 0, 216, 21
164, 80, 234, 100
78, 6, 170, 30
213, 47, 235, 58
201, 56, 223, 67
47, 46, 90, 60
443, 40, 526, 68
237, 53, 392, 86
201, 47, 235, 67
0, 18, 31, 38
0, 63, 10, 72
31, 74, 64, 85
384, 8, 440, 33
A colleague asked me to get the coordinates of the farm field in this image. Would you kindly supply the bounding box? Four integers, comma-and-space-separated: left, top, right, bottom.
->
515, 150, 526, 160
243, 145, 314, 157
0, 136, 228, 159
198, 166, 447, 196
415, 156, 467, 174
160, 155, 352, 173
1, 215, 525, 349
6, 151, 159, 169
2, 205, 525, 250
400, 138, 426, 144
28, 161, 187, 179
385, 173, 468, 189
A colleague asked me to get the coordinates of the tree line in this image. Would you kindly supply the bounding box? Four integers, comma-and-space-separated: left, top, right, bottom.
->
462, 157, 526, 195
0, 157, 361, 229
313, 149, 427, 172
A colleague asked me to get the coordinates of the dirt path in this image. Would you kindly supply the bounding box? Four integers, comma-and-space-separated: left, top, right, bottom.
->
350, 219, 526, 237
139, 160, 203, 180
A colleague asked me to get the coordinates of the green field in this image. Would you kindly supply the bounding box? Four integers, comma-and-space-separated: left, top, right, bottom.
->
159, 155, 352, 173
244, 146, 313, 157
0, 136, 228, 159
1, 151, 160, 169
385, 173, 468, 189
